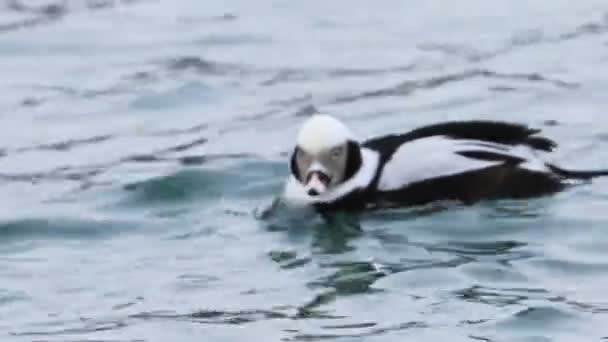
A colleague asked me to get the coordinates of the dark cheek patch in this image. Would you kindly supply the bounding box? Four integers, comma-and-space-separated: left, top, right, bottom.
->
290, 147, 301, 182
344, 140, 362, 181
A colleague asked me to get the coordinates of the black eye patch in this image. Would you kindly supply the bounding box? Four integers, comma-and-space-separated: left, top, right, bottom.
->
290, 146, 302, 181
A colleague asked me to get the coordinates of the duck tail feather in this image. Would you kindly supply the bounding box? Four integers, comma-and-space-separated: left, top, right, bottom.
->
547, 163, 608, 180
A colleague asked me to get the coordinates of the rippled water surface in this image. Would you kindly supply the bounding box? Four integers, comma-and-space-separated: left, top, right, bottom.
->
2, 0, 608, 341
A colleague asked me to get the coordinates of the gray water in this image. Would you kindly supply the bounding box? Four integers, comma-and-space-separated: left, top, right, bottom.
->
1, 0, 608, 341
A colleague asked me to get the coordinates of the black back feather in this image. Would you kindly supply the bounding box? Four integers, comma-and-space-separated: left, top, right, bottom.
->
455, 150, 525, 165
363, 120, 557, 162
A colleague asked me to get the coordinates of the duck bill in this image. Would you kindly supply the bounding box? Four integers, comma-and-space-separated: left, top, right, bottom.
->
305, 171, 330, 196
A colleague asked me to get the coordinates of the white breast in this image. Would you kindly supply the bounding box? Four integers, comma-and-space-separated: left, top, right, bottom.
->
283, 148, 380, 206
377, 136, 549, 191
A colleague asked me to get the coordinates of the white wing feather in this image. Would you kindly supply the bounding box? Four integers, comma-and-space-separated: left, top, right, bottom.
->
378, 136, 549, 191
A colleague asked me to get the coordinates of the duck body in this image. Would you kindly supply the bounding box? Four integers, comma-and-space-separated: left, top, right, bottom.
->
283, 116, 608, 214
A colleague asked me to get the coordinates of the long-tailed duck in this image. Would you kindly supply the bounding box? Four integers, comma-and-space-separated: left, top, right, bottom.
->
283, 114, 608, 213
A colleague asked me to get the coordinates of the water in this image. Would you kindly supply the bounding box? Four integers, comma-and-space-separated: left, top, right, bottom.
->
1, 0, 608, 341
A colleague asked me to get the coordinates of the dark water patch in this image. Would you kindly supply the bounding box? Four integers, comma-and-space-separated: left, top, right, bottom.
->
0, 288, 28, 305
11, 319, 129, 337
424, 240, 526, 257
419, 42, 511, 64
556, 17, 608, 41
86, 0, 117, 10
6, 0, 65, 15
552, 297, 608, 314
461, 319, 490, 326
123, 154, 166, 163
165, 56, 247, 76
309, 219, 364, 254
123, 70, 158, 83
487, 70, 579, 88
543, 119, 560, 126
488, 85, 517, 92
18, 135, 113, 152
255, 198, 322, 233
462, 288, 608, 315
159, 137, 208, 153
294, 104, 320, 117
48, 165, 108, 182
20, 96, 45, 107
321, 322, 377, 329
24, 83, 131, 103
260, 69, 311, 87
130, 308, 290, 325
309, 261, 386, 295
0, 165, 106, 185
327, 64, 417, 77
295, 291, 343, 320
285, 321, 429, 341
87, 0, 152, 11
332, 69, 578, 104
480, 199, 551, 219
6, 0, 149, 16
167, 56, 223, 74
269, 250, 312, 269
188, 309, 288, 324
0, 217, 144, 241
111, 297, 144, 311
0, 2, 64, 33
234, 108, 282, 122
331, 69, 478, 103
178, 155, 208, 165
454, 286, 551, 307
212, 13, 238, 21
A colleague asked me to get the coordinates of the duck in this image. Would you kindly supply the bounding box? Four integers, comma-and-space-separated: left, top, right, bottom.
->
282, 113, 608, 214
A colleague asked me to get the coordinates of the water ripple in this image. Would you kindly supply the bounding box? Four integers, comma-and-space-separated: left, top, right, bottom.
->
0, 217, 145, 241
332, 69, 579, 104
